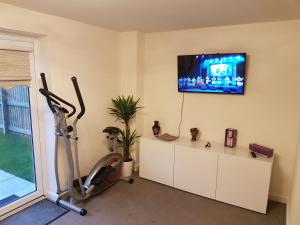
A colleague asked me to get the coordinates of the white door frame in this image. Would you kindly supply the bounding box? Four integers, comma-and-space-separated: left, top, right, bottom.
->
0, 34, 45, 218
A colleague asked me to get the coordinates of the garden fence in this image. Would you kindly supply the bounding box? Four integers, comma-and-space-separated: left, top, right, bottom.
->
0, 86, 32, 135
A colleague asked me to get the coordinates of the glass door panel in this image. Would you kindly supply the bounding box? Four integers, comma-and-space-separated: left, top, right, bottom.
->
0, 86, 36, 208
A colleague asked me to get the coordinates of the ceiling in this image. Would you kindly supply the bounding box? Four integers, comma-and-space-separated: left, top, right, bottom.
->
1, 0, 300, 32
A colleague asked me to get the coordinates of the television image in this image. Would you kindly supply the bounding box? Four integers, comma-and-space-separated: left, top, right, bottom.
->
178, 53, 246, 94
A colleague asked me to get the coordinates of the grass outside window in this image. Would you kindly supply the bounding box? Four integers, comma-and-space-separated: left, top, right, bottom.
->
0, 132, 35, 182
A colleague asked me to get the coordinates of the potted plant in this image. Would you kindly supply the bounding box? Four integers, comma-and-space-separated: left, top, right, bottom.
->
108, 95, 142, 177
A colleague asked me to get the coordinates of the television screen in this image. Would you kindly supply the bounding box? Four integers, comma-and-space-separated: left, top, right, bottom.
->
178, 53, 246, 94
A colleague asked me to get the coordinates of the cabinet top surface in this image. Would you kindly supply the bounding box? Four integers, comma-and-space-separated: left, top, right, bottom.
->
141, 136, 273, 163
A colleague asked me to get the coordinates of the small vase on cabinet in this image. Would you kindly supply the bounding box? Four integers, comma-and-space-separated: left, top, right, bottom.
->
152, 121, 161, 136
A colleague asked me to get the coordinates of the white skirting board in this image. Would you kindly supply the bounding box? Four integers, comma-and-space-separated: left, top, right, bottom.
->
269, 194, 287, 204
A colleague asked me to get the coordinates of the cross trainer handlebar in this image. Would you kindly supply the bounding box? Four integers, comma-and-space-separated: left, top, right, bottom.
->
40, 73, 56, 113
40, 73, 85, 120
39, 88, 76, 118
71, 77, 85, 119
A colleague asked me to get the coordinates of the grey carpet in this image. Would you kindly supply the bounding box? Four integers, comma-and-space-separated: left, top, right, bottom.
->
1, 199, 69, 225
50, 176, 286, 225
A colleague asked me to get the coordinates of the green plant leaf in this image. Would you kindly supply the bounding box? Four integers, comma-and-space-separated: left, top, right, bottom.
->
108, 95, 142, 127
108, 95, 142, 162
117, 128, 139, 162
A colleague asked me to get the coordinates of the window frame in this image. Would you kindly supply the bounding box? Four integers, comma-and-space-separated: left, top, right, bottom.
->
0, 34, 45, 219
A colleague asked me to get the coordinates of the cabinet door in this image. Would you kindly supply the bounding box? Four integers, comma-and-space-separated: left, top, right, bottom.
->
174, 145, 218, 199
216, 154, 272, 213
139, 138, 174, 186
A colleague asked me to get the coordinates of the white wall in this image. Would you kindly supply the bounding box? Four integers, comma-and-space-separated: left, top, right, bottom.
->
0, 3, 120, 196
143, 20, 300, 203
287, 128, 300, 225
119, 31, 144, 165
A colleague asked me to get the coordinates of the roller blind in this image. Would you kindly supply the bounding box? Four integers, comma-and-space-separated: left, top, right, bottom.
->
0, 49, 31, 89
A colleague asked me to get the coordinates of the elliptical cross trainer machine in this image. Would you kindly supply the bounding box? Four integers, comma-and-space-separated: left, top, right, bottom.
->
39, 73, 133, 216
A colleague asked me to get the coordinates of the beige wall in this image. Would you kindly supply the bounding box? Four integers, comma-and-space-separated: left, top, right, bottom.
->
119, 31, 144, 166
0, 3, 120, 197
1, 2, 300, 217
287, 129, 300, 225
143, 20, 300, 202
120, 32, 139, 96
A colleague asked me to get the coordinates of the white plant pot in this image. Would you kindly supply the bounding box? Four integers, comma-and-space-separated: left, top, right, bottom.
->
122, 160, 134, 177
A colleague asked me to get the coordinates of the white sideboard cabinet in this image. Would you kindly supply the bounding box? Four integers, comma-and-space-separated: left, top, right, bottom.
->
174, 144, 218, 199
139, 136, 273, 214
216, 153, 273, 213
139, 138, 174, 186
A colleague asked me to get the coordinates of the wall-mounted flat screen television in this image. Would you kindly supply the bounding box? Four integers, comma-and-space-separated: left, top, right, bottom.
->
178, 53, 246, 94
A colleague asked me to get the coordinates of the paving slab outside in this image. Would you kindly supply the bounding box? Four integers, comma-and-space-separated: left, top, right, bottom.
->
0, 170, 36, 201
